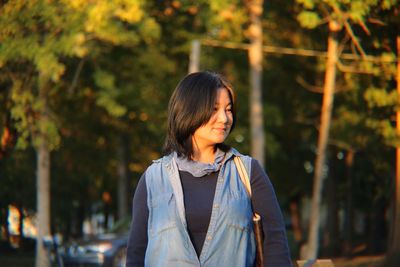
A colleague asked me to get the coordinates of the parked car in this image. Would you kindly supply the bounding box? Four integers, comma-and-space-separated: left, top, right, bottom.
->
60, 217, 130, 267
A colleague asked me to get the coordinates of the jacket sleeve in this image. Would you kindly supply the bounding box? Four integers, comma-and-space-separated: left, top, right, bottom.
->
126, 173, 148, 267
250, 159, 293, 267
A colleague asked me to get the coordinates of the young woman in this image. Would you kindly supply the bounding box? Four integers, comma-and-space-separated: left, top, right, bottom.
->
126, 71, 292, 267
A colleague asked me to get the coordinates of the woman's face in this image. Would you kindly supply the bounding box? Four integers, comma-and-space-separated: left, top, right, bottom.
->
192, 88, 233, 150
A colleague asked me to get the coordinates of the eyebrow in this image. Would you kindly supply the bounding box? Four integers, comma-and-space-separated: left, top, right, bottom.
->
215, 102, 232, 107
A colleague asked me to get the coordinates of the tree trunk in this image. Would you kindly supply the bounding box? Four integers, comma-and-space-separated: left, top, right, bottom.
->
289, 195, 303, 243
247, 0, 265, 167
324, 155, 339, 257
35, 137, 51, 267
302, 20, 341, 260
35, 81, 51, 267
117, 135, 129, 220
289, 195, 303, 258
344, 150, 355, 257
189, 40, 201, 74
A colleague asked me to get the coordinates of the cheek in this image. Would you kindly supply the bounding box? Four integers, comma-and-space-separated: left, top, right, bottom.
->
228, 114, 233, 125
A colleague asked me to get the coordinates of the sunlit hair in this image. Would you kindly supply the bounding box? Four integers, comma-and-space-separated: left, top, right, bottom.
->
163, 71, 236, 159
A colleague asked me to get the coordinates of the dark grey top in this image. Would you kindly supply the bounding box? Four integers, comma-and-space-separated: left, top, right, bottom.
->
126, 158, 292, 267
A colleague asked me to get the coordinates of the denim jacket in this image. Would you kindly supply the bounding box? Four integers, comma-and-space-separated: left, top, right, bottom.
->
144, 149, 256, 267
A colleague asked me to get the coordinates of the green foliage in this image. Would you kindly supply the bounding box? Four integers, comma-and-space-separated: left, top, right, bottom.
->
297, 0, 315, 9
364, 87, 399, 109
366, 118, 400, 147
93, 69, 127, 117
139, 18, 162, 44
0, 0, 172, 241
0, 1, 83, 82
9, 85, 33, 149
381, 0, 399, 9
297, 11, 321, 29
295, 0, 393, 29
207, 1, 248, 41
348, 0, 378, 22
0, 0, 156, 151
34, 119, 61, 150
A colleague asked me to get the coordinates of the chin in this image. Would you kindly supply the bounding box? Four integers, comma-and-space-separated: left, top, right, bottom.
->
213, 137, 227, 144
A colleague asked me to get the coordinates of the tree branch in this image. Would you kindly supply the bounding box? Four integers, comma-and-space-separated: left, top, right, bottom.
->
201, 39, 394, 62
295, 76, 324, 93
368, 18, 385, 26
337, 34, 351, 58
343, 20, 367, 58
358, 20, 371, 35
337, 60, 375, 74
328, 138, 357, 151
68, 59, 85, 95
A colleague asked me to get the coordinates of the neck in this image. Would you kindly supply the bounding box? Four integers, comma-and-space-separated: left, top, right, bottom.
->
192, 145, 216, 163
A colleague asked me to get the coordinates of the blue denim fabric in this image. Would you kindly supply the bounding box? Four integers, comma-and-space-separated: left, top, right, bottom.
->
144, 149, 256, 267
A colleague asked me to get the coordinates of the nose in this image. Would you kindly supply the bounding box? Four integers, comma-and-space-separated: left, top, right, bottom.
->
216, 109, 229, 124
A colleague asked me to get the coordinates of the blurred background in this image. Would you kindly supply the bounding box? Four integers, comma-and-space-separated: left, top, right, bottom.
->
0, 0, 399, 266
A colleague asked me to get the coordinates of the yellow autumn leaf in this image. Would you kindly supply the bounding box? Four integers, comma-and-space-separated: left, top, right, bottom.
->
114, 4, 144, 23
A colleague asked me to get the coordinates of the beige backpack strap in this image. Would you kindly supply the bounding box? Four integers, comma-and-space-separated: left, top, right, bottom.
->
234, 156, 261, 222
233, 156, 252, 198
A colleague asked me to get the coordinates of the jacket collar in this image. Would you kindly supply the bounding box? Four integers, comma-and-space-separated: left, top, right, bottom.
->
160, 147, 243, 168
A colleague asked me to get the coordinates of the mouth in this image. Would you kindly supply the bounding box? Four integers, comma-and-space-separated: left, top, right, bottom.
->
214, 128, 227, 133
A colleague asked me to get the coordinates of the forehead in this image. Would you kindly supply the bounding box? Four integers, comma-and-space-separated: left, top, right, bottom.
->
215, 87, 232, 104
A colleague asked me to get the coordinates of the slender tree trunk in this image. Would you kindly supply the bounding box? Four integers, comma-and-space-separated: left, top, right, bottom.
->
389, 34, 400, 255
289, 195, 303, 244
189, 40, 201, 74
344, 150, 355, 257
247, 0, 265, 167
289, 195, 303, 258
35, 138, 51, 267
302, 20, 341, 260
324, 156, 339, 257
35, 81, 51, 267
117, 135, 128, 220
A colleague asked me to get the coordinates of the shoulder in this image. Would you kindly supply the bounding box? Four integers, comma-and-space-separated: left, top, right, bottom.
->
145, 154, 175, 186
146, 154, 173, 172
229, 148, 267, 181
250, 158, 265, 177
228, 147, 253, 173
229, 147, 252, 161
229, 148, 264, 168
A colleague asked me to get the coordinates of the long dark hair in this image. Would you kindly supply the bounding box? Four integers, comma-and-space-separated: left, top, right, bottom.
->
163, 71, 236, 158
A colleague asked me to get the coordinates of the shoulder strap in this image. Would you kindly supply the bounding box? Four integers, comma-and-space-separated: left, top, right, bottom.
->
233, 156, 252, 198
